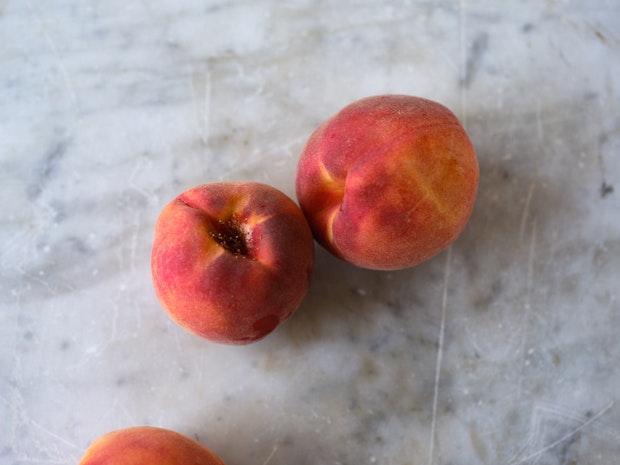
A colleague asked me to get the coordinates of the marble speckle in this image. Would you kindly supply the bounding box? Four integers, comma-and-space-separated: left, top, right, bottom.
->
601, 181, 614, 198
522, 23, 535, 33
1, 1, 620, 465
26, 139, 70, 199
462, 32, 489, 88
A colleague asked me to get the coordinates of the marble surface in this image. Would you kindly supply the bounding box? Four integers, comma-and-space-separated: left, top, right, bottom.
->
1, 1, 620, 464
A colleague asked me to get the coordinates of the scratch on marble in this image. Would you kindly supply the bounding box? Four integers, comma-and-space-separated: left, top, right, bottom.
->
66, 343, 104, 371
128, 158, 152, 201
537, 402, 620, 441
25, 270, 76, 296
116, 398, 139, 425
462, 323, 485, 357
203, 70, 212, 146
261, 444, 279, 465
425, 4, 467, 460
191, 66, 212, 146
25, 1, 79, 112
28, 419, 80, 451
516, 220, 537, 400
537, 402, 602, 426
504, 409, 540, 465
535, 101, 543, 142
1, 229, 37, 267
459, 0, 468, 128
104, 293, 121, 344
438, 45, 460, 74
133, 297, 143, 332
2, 387, 79, 464
519, 184, 536, 244
173, 325, 183, 354
505, 402, 582, 465
129, 211, 142, 273
427, 247, 452, 465
509, 401, 614, 464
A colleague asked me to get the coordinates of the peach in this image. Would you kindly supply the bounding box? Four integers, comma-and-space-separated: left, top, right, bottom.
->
79, 426, 225, 465
151, 182, 314, 344
296, 95, 478, 270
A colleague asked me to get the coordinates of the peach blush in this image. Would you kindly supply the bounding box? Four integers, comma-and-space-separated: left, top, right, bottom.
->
151, 182, 314, 344
79, 426, 225, 465
296, 95, 478, 270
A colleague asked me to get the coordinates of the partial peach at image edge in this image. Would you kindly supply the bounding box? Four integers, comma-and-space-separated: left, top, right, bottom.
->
79, 426, 226, 465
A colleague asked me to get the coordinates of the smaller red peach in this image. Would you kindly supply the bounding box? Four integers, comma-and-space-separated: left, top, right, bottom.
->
151, 182, 314, 344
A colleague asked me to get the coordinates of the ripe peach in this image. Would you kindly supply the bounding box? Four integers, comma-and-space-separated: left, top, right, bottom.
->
296, 95, 478, 270
79, 426, 225, 465
151, 182, 314, 344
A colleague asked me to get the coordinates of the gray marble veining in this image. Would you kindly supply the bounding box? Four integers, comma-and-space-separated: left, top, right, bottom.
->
1, 1, 619, 464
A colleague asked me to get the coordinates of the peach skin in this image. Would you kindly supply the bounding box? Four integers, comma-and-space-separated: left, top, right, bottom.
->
151, 182, 314, 344
79, 426, 225, 465
296, 95, 479, 270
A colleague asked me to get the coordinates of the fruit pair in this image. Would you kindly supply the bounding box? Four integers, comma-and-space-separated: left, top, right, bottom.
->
151, 95, 478, 345
82, 97, 478, 464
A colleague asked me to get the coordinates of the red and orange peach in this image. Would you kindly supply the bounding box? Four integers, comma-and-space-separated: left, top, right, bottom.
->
79, 426, 225, 465
296, 95, 479, 270
151, 182, 314, 344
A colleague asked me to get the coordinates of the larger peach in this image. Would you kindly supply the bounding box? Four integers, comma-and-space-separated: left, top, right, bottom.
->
151, 182, 314, 344
296, 95, 478, 270
79, 426, 225, 465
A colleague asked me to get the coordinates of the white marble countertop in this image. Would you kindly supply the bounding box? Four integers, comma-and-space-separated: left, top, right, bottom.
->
1, 1, 619, 464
